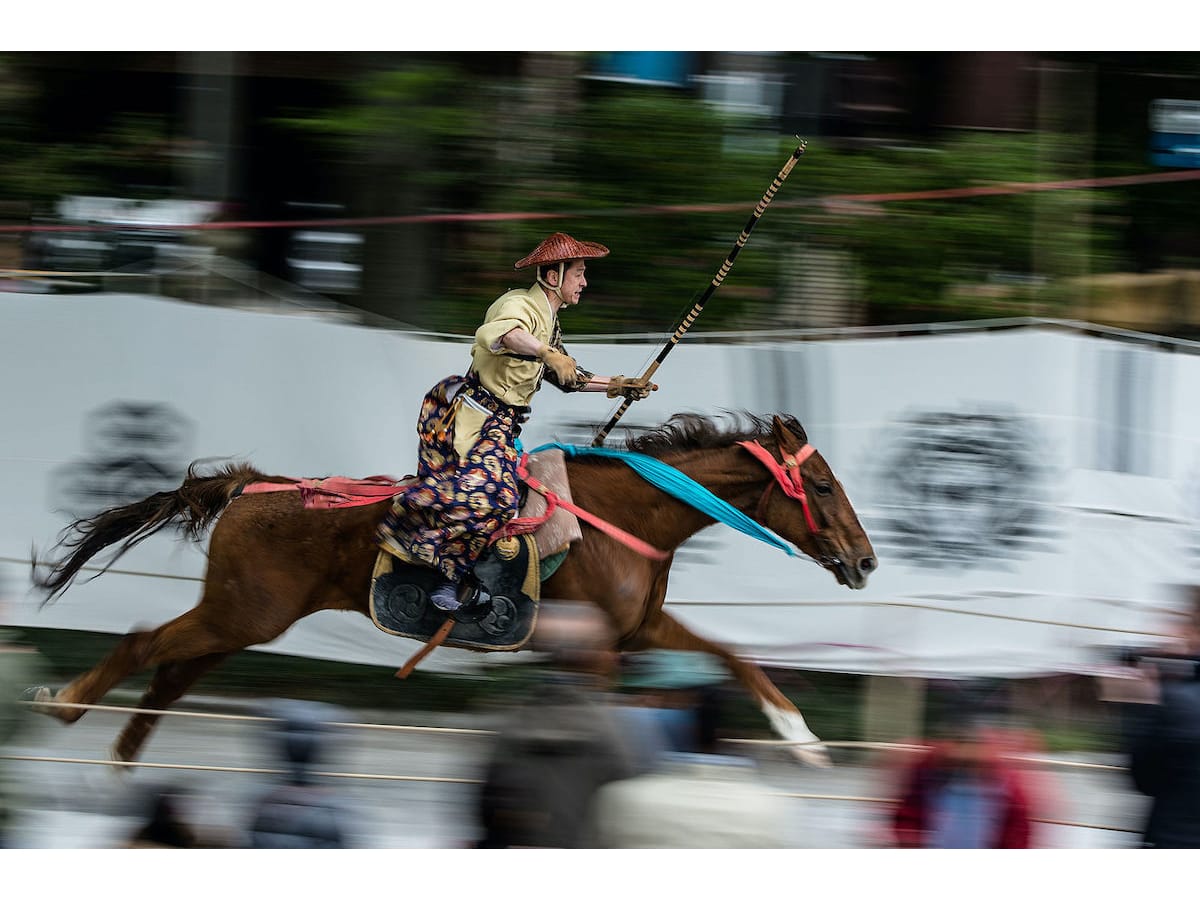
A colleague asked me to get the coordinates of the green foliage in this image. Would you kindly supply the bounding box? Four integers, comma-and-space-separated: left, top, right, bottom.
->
273, 66, 494, 199
415, 80, 1131, 332
0, 54, 1156, 330
771, 131, 1127, 322
484, 90, 788, 334
0, 55, 174, 211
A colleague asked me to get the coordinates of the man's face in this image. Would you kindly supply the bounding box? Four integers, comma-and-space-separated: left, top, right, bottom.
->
556, 260, 588, 307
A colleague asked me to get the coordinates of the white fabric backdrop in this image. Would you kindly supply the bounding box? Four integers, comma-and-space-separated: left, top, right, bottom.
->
2, 292, 1197, 676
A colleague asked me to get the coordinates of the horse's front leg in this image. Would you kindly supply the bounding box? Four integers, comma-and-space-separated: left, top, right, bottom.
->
634, 609, 831, 768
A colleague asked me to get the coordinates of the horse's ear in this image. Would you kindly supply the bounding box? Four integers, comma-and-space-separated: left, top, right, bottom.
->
771, 414, 809, 450
771, 415, 799, 451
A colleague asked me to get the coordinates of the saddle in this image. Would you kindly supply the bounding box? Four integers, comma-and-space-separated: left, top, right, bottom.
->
368, 448, 582, 652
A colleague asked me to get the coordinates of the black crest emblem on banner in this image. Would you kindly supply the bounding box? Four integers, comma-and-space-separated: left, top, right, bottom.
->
869, 410, 1057, 570
52, 402, 194, 521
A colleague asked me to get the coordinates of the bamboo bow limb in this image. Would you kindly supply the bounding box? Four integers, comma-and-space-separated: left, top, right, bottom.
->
591, 139, 809, 447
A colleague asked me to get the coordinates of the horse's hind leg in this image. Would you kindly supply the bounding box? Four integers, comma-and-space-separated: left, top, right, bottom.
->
634, 609, 831, 768
32, 627, 163, 724
111, 652, 232, 763
36, 606, 252, 725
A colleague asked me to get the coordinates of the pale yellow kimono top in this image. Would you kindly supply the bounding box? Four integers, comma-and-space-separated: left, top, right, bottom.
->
452, 283, 557, 458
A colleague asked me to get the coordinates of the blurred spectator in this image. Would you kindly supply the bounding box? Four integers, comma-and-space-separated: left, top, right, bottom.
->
587, 650, 793, 848
475, 601, 639, 848
889, 714, 1034, 849
247, 699, 357, 849
1098, 586, 1200, 848
124, 784, 203, 848
0, 588, 48, 848
614, 648, 732, 769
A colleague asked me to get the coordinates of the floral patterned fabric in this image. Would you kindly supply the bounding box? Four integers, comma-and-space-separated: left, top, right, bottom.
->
377, 374, 524, 582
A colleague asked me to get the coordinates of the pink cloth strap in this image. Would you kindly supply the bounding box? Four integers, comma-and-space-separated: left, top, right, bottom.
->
493, 454, 670, 561
736, 440, 821, 534
239, 475, 409, 509
238, 465, 671, 562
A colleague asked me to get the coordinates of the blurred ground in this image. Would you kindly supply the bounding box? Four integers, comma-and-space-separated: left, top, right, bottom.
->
2, 693, 1148, 849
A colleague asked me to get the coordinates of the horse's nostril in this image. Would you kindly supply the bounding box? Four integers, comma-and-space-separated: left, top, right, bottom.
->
859, 557, 876, 573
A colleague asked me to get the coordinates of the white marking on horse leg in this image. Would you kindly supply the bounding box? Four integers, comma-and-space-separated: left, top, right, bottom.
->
761, 701, 832, 768
24, 686, 74, 722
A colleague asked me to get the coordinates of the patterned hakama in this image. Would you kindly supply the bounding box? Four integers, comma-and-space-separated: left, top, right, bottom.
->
378, 374, 525, 582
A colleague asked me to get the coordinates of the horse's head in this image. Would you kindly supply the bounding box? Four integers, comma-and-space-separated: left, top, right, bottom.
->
744, 415, 877, 590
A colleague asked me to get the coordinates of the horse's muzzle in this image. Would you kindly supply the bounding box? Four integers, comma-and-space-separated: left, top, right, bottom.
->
827, 554, 875, 590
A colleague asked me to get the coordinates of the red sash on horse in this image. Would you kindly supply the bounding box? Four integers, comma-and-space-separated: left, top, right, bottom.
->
240, 475, 409, 509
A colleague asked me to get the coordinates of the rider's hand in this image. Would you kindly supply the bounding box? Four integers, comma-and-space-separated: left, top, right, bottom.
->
606, 375, 658, 401
537, 346, 579, 389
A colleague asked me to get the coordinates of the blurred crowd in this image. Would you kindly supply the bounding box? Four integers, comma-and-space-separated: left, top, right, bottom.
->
4, 595, 1200, 849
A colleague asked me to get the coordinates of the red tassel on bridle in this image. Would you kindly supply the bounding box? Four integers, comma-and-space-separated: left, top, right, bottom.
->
736, 440, 821, 535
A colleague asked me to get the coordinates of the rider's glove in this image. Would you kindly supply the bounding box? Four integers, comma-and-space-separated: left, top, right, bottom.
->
537, 345, 580, 390
606, 376, 658, 401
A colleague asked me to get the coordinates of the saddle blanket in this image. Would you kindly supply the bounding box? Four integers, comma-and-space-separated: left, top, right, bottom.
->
240, 448, 583, 559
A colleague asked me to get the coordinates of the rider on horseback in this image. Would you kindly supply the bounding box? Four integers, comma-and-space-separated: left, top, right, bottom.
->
377, 232, 658, 612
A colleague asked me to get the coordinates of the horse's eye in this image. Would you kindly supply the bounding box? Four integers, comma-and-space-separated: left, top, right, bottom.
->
814, 482, 833, 497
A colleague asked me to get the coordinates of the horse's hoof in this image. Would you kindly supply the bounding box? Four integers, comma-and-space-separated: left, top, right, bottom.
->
108, 747, 135, 773
790, 743, 834, 769
760, 703, 833, 768
22, 686, 58, 717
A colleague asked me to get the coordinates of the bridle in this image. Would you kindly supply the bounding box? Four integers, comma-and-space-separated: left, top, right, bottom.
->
736, 440, 821, 535
736, 438, 857, 581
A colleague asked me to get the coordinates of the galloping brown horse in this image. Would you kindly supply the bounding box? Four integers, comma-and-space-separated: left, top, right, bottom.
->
32, 412, 876, 767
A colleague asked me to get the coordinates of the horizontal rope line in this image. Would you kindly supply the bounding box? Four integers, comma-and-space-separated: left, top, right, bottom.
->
0, 754, 481, 783
3, 556, 204, 584
3, 554, 1168, 639
0, 270, 153, 277
0, 753, 1139, 833
0, 169, 1195, 235
666, 599, 1167, 637
768, 792, 1139, 833
19, 700, 1127, 770
17, 699, 493, 735
729, 738, 1126, 771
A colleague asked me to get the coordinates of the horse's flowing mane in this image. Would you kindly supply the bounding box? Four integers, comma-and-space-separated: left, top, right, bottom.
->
624, 412, 807, 458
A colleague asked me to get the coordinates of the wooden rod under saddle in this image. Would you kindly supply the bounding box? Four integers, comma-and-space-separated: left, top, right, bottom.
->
591, 139, 809, 447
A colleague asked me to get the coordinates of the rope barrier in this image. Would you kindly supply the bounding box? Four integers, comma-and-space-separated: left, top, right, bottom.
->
0, 754, 482, 784
0, 750, 1142, 834
15, 699, 493, 735
17, 697, 1128, 770
1, 168, 1196, 236
0, 749, 1141, 832
1, 555, 204, 584
5, 698, 1142, 835
0, 751, 1138, 834
668, 598, 1171, 638
765, 791, 1141, 834
2, 552, 1171, 640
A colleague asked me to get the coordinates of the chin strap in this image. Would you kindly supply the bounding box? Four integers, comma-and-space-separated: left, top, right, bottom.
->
536, 262, 566, 302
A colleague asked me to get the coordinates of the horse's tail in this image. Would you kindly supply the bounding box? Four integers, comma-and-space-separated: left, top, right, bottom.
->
33, 461, 280, 604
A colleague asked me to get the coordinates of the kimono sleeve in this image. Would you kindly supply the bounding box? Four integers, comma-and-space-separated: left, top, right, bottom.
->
475, 294, 541, 355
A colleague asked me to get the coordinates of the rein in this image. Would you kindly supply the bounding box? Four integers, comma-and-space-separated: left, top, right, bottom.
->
736, 441, 820, 534
531, 441, 802, 559
495, 454, 671, 562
